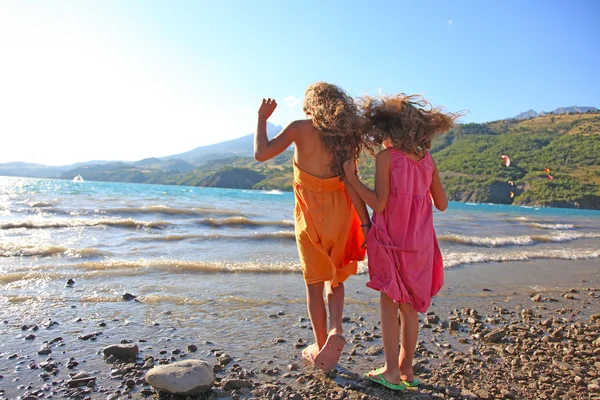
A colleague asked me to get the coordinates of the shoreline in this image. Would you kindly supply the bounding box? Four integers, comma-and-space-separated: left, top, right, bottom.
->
1, 260, 599, 399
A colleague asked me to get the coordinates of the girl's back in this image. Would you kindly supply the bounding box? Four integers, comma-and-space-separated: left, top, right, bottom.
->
292, 119, 337, 179
388, 148, 434, 197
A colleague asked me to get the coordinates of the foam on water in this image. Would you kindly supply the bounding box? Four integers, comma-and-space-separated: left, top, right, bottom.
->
0, 218, 170, 230
438, 231, 600, 247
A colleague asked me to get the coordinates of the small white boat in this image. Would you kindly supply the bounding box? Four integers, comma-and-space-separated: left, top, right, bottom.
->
72, 175, 84, 182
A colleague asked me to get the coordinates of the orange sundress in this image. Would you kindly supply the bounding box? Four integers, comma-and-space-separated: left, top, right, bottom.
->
293, 160, 366, 287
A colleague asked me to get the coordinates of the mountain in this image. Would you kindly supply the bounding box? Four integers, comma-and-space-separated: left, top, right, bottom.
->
551, 106, 598, 115
514, 106, 598, 120
132, 158, 195, 172
162, 122, 283, 164
514, 109, 539, 120
0, 123, 283, 178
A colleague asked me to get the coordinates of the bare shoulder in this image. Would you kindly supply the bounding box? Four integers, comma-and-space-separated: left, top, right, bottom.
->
376, 148, 391, 162
287, 119, 312, 130
428, 152, 438, 167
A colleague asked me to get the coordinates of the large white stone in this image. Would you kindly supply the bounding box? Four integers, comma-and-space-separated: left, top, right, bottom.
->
145, 359, 215, 395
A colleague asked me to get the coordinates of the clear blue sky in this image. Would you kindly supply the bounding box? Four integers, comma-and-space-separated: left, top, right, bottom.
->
1, 0, 598, 165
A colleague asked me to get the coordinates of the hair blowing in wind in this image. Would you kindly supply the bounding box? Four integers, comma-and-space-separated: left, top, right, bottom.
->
360, 94, 461, 156
302, 82, 365, 178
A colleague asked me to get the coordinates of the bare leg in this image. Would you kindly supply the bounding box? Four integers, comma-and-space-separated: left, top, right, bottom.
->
305, 282, 327, 359
325, 281, 344, 336
398, 302, 419, 382
367, 292, 401, 384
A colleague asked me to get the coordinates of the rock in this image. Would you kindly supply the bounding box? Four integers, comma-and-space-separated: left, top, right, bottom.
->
222, 378, 253, 391
445, 386, 460, 397
531, 293, 542, 302
187, 344, 198, 352
365, 346, 383, 356
37, 345, 52, 355
425, 315, 440, 324
484, 328, 506, 343
145, 359, 215, 395
24, 333, 36, 340
587, 383, 600, 393
78, 332, 101, 340
450, 321, 460, 330
143, 358, 155, 369
67, 376, 96, 388
500, 389, 515, 398
122, 293, 137, 301
217, 353, 232, 365
103, 344, 139, 360
66, 279, 75, 286
288, 363, 300, 371
294, 339, 306, 348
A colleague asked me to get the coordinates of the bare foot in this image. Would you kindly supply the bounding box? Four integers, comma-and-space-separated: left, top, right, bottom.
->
398, 352, 414, 382
328, 327, 343, 337
302, 343, 319, 365
367, 365, 402, 385
399, 364, 414, 383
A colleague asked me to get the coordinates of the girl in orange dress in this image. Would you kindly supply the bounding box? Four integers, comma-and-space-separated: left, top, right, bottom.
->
254, 83, 369, 371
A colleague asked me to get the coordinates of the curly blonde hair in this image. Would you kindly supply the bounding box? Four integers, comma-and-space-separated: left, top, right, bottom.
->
303, 82, 364, 178
360, 94, 460, 156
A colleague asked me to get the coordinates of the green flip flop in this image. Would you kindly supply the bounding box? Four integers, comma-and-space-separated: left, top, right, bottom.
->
401, 378, 421, 387
364, 371, 406, 391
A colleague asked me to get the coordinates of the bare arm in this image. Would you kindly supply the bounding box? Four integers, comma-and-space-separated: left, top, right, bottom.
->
343, 150, 391, 213
430, 159, 448, 211
254, 98, 296, 162
344, 179, 370, 224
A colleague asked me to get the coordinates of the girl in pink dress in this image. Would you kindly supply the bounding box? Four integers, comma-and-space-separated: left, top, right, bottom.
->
343, 94, 458, 391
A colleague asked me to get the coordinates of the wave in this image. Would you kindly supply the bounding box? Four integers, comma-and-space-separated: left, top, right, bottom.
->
0, 244, 110, 258
71, 259, 300, 274
100, 205, 244, 217
0, 271, 69, 285
438, 232, 600, 247
444, 248, 600, 269
1, 260, 300, 284
0, 218, 171, 230
29, 201, 54, 208
526, 222, 576, 230
506, 216, 576, 230
129, 231, 296, 242
264, 190, 284, 195
197, 216, 294, 228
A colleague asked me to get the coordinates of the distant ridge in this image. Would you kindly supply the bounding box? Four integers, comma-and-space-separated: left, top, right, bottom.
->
161, 122, 283, 164
514, 106, 598, 120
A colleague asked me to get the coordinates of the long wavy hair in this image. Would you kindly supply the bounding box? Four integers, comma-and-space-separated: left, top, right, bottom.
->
360, 94, 460, 156
303, 82, 364, 178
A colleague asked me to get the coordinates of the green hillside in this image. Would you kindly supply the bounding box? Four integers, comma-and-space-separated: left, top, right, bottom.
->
60, 112, 600, 209
432, 112, 600, 208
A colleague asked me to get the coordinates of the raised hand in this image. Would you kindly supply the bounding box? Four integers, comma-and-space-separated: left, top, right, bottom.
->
258, 98, 277, 120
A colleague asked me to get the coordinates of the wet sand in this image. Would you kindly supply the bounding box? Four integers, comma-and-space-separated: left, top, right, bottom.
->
1, 259, 599, 399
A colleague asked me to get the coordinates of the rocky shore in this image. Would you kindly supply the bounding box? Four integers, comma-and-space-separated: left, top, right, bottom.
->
1, 283, 599, 400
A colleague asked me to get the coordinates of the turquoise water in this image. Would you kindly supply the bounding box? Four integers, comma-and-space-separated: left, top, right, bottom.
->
1, 176, 599, 279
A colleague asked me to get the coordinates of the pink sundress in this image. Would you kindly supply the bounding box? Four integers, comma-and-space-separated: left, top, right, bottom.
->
366, 148, 444, 313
